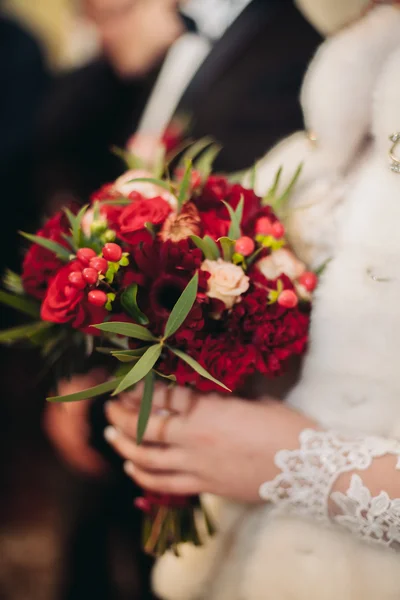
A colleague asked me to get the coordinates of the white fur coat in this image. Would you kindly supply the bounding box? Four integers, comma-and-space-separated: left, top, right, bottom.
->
153, 7, 400, 599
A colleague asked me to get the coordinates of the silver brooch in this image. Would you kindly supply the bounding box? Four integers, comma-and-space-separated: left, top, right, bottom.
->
389, 133, 400, 173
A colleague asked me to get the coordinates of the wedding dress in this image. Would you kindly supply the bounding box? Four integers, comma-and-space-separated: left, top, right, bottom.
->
152, 4, 400, 599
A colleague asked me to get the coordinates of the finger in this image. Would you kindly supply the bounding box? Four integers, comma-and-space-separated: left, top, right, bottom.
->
105, 401, 183, 444
103, 426, 187, 472
123, 461, 201, 496
119, 382, 195, 415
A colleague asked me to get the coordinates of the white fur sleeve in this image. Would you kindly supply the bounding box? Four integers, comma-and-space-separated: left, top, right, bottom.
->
259, 429, 400, 550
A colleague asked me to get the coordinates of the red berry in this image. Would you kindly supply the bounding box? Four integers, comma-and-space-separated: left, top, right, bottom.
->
88, 290, 107, 307
134, 497, 152, 513
278, 289, 298, 309
68, 271, 86, 290
235, 236, 255, 257
298, 271, 318, 292
255, 217, 273, 235
77, 247, 97, 266
271, 221, 285, 239
82, 267, 99, 285
89, 257, 108, 274
102, 242, 122, 262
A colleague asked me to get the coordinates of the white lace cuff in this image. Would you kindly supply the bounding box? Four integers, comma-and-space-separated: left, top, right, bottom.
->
259, 429, 400, 549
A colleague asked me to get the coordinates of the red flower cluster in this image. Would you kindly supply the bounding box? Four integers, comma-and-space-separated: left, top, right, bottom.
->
21, 172, 311, 390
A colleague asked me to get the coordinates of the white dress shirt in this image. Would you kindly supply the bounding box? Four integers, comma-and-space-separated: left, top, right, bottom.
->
137, 0, 252, 136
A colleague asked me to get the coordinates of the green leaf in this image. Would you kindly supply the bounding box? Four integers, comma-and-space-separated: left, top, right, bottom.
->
47, 376, 124, 403
168, 347, 231, 392
177, 159, 193, 207
164, 273, 198, 339
154, 370, 176, 382
249, 162, 258, 189
112, 344, 162, 395
190, 235, 216, 260
98, 198, 132, 206
69, 204, 89, 248
137, 371, 155, 444
112, 347, 150, 363
195, 144, 222, 182
0, 321, 54, 344
203, 236, 220, 260
0, 290, 40, 318
179, 137, 214, 166
128, 177, 173, 193
246, 246, 264, 267
121, 284, 149, 325
273, 164, 303, 213
227, 169, 248, 184
111, 145, 145, 170
3, 270, 24, 294
222, 197, 244, 240
20, 232, 71, 261
315, 258, 331, 277
219, 237, 235, 262
263, 166, 283, 204
93, 321, 157, 341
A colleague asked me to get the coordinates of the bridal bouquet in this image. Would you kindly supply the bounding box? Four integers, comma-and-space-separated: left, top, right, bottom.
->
0, 141, 314, 555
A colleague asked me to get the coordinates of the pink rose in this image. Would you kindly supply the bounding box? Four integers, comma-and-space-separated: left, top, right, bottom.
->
256, 248, 305, 282
201, 259, 250, 310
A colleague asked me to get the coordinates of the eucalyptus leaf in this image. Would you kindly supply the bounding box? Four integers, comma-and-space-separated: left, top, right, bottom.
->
219, 237, 234, 262
0, 290, 40, 318
203, 236, 220, 260
0, 321, 54, 344
154, 370, 177, 382
47, 376, 124, 404
112, 344, 162, 395
169, 347, 231, 392
177, 159, 192, 207
137, 371, 155, 444
121, 284, 149, 325
164, 273, 198, 339
98, 198, 132, 206
20, 232, 71, 261
93, 322, 157, 341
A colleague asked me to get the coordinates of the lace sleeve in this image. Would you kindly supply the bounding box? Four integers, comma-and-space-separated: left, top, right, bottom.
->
259, 429, 400, 549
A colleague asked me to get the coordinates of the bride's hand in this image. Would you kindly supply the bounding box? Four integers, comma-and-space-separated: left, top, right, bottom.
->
104, 383, 311, 503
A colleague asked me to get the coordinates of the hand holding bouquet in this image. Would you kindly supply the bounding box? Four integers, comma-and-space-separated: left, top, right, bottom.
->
0, 142, 315, 554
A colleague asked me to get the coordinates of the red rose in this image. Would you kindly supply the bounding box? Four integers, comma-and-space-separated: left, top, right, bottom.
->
118, 196, 172, 244
41, 261, 106, 332
22, 212, 71, 299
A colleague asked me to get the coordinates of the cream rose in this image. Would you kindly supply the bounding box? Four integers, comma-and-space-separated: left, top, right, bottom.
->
114, 169, 178, 209
256, 248, 305, 281
201, 259, 250, 310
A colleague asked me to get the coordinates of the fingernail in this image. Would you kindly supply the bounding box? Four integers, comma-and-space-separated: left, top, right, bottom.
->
124, 460, 135, 476
104, 426, 119, 443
